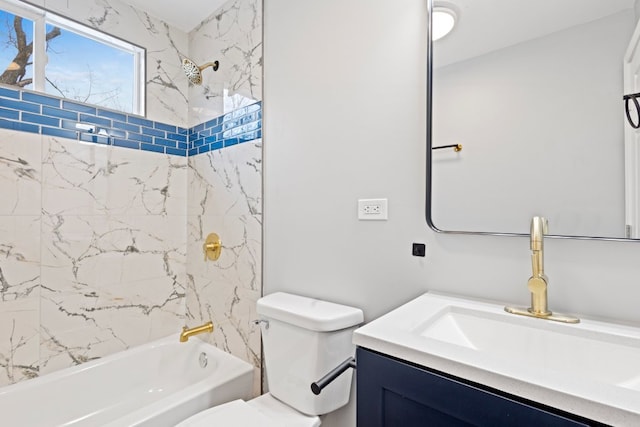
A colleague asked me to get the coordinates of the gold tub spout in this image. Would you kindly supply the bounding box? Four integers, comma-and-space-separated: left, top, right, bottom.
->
180, 321, 214, 342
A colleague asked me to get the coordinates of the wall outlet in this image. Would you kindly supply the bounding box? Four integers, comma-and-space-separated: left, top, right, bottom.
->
358, 198, 388, 220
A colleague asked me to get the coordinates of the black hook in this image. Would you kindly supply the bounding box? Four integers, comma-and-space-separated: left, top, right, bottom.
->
624, 92, 640, 129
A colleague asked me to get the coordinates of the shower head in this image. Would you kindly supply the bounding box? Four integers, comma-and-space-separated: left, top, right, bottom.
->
182, 57, 219, 85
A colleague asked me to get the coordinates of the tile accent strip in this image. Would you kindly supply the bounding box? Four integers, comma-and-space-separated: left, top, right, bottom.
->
0, 86, 189, 156
188, 102, 262, 157
0, 86, 261, 157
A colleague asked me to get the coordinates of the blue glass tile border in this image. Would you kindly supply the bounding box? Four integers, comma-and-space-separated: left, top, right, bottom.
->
0, 85, 262, 158
188, 101, 262, 157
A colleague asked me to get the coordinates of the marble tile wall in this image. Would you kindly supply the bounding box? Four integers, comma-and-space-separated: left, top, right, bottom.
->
0, 128, 187, 386
186, 0, 263, 395
40, 137, 187, 375
186, 140, 262, 393
0, 130, 41, 385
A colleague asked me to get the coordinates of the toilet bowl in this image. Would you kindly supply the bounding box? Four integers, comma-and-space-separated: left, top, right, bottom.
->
176, 292, 363, 426
177, 394, 320, 426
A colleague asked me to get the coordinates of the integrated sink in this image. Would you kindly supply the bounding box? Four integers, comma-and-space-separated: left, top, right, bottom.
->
417, 306, 640, 390
353, 292, 640, 425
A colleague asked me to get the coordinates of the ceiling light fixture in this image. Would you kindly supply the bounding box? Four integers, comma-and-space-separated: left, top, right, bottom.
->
433, 7, 456, 41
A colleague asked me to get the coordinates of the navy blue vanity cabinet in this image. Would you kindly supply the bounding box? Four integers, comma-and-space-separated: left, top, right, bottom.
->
356, 348, 602, 427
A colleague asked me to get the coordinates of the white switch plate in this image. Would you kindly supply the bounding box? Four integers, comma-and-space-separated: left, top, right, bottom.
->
358, 198, 388, 220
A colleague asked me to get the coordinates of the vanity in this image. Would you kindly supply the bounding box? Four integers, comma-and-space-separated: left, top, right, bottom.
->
356, 0, 640, 423
353, 293, 640, 426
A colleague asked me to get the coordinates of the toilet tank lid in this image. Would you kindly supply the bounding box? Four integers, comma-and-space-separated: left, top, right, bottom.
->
256, 292, 364, 332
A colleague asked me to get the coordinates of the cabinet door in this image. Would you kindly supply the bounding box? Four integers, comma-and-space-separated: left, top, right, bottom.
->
356, 348, 595, 427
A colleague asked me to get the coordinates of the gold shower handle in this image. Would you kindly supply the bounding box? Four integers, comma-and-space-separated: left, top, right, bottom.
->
203, 233, 222, 261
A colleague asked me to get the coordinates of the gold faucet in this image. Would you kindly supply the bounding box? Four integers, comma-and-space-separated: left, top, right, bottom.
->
179, 321, 214, 342
505, 217, 579, 324
528, 216, 550, 316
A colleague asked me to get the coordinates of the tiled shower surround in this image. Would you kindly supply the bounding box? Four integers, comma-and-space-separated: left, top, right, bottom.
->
0, 0, 263, 392
185, 0, 263, 392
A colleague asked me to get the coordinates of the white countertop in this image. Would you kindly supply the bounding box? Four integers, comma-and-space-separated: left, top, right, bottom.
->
353, 291, 640, 426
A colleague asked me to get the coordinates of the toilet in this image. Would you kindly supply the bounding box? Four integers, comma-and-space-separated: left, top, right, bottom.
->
177, 292, 364, 426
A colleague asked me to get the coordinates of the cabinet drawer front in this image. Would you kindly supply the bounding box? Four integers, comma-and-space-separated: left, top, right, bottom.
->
356, 348, 595, 427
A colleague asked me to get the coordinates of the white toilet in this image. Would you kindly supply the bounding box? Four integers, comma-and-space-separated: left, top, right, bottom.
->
177, 292, 364, 426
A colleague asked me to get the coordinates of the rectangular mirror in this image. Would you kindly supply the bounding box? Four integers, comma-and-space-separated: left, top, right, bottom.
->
427, 0, 640, 240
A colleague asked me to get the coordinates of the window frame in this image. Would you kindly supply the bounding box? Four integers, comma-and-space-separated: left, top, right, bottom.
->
0, 0, 146, 115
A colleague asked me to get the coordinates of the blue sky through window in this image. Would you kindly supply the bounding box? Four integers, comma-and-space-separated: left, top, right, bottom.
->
0, 9, 136, 113
45, 23, 135, 113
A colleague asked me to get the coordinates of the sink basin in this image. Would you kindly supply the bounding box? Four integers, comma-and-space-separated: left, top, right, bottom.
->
353, 292, 640, 425
418, 306, 640, 390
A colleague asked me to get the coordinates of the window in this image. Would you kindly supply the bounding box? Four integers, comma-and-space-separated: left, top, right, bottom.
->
0, 0, 144, 114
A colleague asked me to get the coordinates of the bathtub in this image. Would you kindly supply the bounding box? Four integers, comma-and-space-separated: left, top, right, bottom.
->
0, 334, 254, 426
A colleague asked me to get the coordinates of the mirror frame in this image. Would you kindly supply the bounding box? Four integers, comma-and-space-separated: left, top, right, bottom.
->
424, 0, 636, 243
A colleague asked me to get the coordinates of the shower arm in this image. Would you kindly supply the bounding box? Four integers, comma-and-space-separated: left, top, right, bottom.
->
198, 61, 219, 72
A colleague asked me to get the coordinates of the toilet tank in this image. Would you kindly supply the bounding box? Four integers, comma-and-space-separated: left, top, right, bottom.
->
256, 292, 364, 416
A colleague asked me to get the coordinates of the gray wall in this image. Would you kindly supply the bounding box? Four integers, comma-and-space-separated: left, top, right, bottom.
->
264, 1, 640, 426
433, 11, 633, 237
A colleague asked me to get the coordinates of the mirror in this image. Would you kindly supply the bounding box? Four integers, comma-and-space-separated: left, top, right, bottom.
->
427, 0, 640, 240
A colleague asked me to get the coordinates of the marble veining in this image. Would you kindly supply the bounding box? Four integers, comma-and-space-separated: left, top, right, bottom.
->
0, 131, 41, 216
188, 141, 261, 217
188, 0, 263, 127
0, 217, 40, 302
0, 155, 37, 183
86, 0, 120, 28
0, 129, 42, 385
42, 137, 187, 216
39, 213, 187, 373
0, 317, 39, 384
186, 140, 262, 394
0, 128, 188, 386
0, 282, 39, 384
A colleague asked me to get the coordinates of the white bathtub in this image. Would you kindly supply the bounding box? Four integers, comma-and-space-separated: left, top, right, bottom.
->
0, 334, 254, 426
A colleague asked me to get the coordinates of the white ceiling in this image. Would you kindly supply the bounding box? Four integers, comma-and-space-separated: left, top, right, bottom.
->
119, 0, 228, 32
434, 0, 635, 67
118, 0, 636, 55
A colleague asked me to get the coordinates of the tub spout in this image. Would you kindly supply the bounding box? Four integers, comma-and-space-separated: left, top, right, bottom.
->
180, 321, 214, 342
